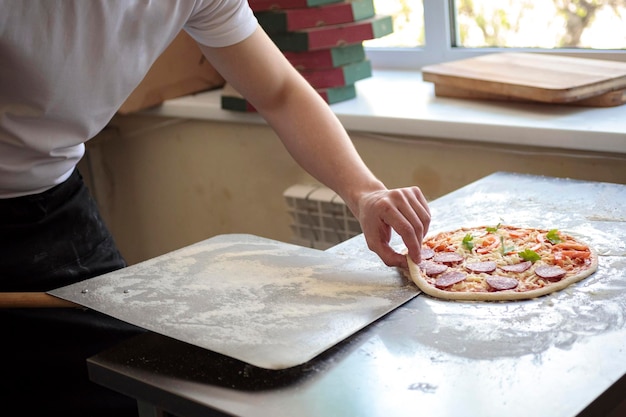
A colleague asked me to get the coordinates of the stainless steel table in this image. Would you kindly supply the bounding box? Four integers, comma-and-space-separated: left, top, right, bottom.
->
87, 172, 626, 417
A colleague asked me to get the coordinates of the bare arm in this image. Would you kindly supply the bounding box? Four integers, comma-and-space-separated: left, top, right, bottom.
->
198, 27, 430, 267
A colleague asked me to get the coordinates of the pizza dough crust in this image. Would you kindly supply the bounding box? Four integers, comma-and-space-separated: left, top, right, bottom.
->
407, 231, 598, 301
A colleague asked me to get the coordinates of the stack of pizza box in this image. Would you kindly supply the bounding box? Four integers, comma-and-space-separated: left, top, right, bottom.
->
221, 0, 393, 111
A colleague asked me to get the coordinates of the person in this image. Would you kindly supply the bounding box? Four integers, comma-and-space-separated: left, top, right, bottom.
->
0, 1, 431, 415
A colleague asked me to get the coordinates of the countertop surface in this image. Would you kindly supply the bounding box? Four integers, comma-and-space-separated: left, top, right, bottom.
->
87, 172, 626, 417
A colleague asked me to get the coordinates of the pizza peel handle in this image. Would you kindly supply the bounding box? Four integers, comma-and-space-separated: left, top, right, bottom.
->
0, 292, 80, 308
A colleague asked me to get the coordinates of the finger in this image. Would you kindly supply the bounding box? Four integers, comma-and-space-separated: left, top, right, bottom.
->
405, 187, 431, 236
400, 193, 429, 234
358, 215, 401, 267
373, 243, 408, 268
357, 187, 431, 268
386, 189, 431, 264
366, 206, 418, 268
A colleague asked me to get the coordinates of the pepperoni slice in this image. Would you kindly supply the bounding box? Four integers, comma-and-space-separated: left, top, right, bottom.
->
486, 276, 519, 291
465, 261, 497, 273
433, 252, 464, 265
419, 261, 448, 276
421, 248, 435, 260
535, 265, 567, 281
499, 261, 532, 273
435, 271, 467, 288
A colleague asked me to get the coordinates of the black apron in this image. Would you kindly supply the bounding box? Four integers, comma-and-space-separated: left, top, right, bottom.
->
0, 169, 144, 416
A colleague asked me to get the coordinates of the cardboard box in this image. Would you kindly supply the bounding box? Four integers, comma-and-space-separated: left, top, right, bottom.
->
284, 44, 366, 70
318, 84, 357, 104
248, 0, 341, 12
267, 15, 393, 51
256, 0, 375, 32
221, 83, 356, 112
118, 31, 225, 114
299, 59, 371, 89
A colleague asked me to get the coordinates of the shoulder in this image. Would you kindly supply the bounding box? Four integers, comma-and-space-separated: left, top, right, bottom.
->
185, 0, 257, 47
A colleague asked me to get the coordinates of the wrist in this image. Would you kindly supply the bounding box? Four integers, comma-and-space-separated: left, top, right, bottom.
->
344, 180, 387, 219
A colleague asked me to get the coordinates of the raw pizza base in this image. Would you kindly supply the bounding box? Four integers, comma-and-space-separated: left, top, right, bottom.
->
407, 226, 599, 301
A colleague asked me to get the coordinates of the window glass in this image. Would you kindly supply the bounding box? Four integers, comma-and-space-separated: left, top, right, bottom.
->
365, 0, 625, 69
364, 0, 424, 47
367, 0, 626, 50
454, 0, 626, 49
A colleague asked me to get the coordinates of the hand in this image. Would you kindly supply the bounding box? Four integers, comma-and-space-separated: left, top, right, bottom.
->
357, 187, 431, 268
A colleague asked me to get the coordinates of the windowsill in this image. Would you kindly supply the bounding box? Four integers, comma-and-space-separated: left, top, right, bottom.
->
143, 69, 626, 154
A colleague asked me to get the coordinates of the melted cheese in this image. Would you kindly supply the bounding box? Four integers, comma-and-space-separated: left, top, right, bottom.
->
422, 225, 592, 293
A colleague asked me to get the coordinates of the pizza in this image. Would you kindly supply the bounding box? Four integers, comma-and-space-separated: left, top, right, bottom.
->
407, 224, 598, 301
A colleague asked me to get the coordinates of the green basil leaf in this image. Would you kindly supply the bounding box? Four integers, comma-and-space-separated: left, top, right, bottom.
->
518, 249, 541, 262
462, 233, 474, 251
546, 229, 562, 244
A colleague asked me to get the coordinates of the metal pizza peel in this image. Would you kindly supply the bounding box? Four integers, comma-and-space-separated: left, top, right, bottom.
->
38, 234, 417, 370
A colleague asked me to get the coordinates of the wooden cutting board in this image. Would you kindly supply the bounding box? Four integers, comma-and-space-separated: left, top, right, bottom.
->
422, 52, 626, 105
432, 83, 626, 107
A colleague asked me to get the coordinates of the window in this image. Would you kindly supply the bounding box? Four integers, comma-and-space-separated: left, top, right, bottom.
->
365, 0, 626, 70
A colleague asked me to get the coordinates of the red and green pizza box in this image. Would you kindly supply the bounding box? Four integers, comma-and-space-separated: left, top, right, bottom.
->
256, 0, 375, 32
267, 15, 393, 51
221, 95, 257, 112
299, 59, 371, 89
248, 0, 342, 12
318, 84, 357, 104
283, 43, 365, 70
221, 83, 357, 112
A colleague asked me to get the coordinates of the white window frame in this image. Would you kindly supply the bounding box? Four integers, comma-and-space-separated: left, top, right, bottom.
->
367, 0, 626, 70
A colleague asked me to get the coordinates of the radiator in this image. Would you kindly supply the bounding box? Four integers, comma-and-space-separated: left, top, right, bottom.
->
283, 184, 362, 249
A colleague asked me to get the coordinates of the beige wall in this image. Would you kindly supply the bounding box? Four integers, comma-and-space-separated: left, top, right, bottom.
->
82, 114, 626, 265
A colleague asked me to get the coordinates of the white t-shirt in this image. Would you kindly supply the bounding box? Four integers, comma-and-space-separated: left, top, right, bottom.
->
0, 0, 257, 198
